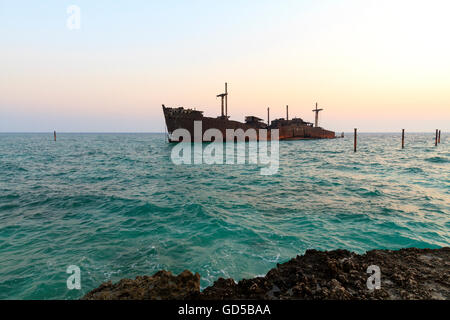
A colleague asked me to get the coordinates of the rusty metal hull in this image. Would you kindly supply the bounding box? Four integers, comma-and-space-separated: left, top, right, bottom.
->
163, 106, 335, 142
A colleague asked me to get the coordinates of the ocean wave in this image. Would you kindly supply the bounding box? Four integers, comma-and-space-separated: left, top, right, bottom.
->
424, 156, 448, 163
0, 133, 448, 299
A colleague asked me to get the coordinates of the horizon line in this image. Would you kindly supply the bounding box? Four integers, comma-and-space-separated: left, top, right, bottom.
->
0, 131, 447, 134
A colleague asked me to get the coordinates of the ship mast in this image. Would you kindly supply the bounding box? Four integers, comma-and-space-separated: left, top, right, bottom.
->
225, 82, 228, 117
312, 102, 323, 127
216, 83, 228, 118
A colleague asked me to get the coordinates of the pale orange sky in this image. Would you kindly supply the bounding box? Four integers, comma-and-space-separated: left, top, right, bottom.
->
1, 0, 449, 132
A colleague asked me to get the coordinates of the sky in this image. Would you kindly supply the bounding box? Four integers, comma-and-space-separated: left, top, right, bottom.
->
1, 0, 449, 132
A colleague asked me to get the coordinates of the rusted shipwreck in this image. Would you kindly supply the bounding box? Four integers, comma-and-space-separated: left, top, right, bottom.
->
162, 83, 335, 142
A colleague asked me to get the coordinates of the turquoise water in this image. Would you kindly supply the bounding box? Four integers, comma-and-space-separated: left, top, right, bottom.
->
0, 132, 449, 299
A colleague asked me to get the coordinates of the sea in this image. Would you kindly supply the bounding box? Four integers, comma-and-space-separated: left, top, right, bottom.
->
0, 132, 448, 299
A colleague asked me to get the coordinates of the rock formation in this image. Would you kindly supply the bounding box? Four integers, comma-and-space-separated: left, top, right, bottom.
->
82, 248, 449, 300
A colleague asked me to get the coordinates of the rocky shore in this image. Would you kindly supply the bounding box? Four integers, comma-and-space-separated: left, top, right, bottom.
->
82, 247, 449, 300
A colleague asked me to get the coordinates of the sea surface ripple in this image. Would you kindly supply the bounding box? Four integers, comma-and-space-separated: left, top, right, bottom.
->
0, 133, 448, 299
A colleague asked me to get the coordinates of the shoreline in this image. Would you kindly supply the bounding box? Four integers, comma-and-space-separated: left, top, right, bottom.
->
82, 247, 449, 300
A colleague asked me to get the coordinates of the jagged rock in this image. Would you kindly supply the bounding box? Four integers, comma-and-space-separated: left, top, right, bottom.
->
82, 247, 450, 300
82, 270, 200, 300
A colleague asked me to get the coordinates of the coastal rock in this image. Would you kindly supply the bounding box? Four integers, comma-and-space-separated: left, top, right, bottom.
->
82, 247, 450, 300
82, 270, 200, 300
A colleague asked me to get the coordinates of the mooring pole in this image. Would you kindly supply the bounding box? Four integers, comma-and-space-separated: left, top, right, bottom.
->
435, 129, 438, 146
402, 129, 405, 149
438, 130, 441, 143
354, 128, 357, 152
267, 107, 270, 126
54, 131, 56, 141
286, 105, 289, 121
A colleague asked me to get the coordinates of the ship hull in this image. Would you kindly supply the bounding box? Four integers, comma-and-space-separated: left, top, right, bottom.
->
163, 106, 335, 142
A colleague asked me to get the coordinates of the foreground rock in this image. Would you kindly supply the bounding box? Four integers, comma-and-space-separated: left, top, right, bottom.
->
82, 247, 449, 300
83, 270, 200, 300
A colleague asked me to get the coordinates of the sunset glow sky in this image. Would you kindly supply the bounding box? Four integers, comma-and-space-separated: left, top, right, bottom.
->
1, 0, 449, 132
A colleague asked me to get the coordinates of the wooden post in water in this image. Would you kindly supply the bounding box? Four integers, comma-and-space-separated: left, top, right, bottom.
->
267, 107, 270, 126
354, 128, 357, 152
402, 129, 405, 149
435, 129, 438, 146
438, 130, 441, 143
54, 131, 56, 141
